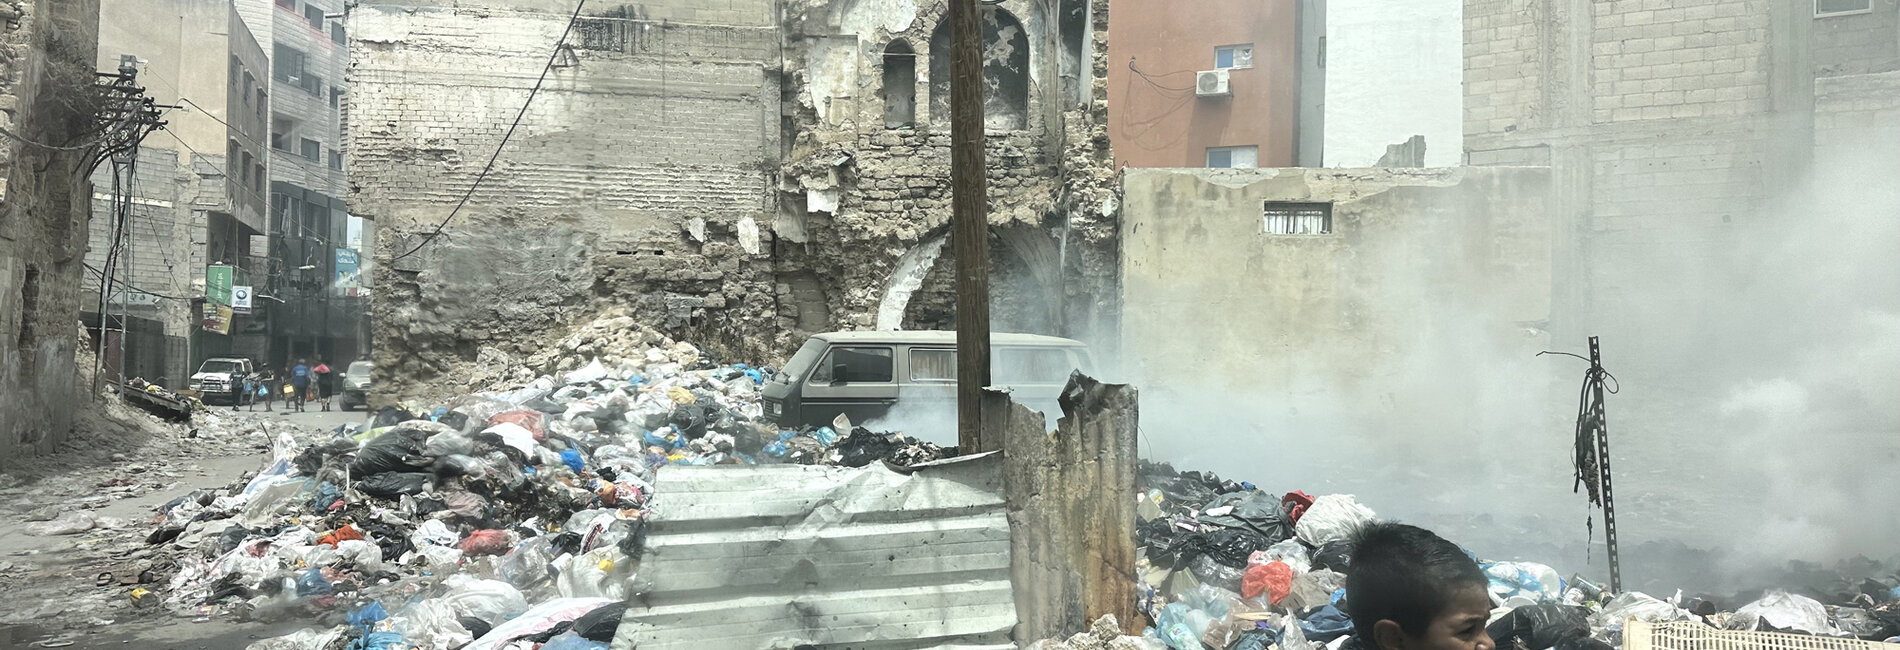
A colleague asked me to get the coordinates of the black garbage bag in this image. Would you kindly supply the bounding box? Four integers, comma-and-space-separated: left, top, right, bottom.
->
438, 411, 470, 433
618, 518, 650, 559
1138, 518, 1189, 568
372, 406, 418, 428
834, 427, 900, 468
1488, 604, 1591, 650
359, 521, 416, 563
1203, 527, 1276, 568
351, 428, 433, 476
1200, 490, 1294, 542
669, 405, 709, 440
459, 617, 493, 640
219, 524, 252, 555
295, 438, 363, 476
572, 601, 629, 642
358, 472, 434, 498
1313, 539, 1355, 573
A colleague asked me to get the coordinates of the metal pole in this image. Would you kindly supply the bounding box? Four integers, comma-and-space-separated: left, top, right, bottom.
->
950, 0, 992, 452
1587, 337, 1622, 593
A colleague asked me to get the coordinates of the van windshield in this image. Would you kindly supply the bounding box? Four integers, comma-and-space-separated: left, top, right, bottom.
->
782, 338, 828, 382
348, 361, 373, 376
995, 347, 1078, 385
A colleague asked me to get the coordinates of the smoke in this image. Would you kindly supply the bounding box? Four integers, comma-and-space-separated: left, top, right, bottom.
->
1120, 129, 1900, 595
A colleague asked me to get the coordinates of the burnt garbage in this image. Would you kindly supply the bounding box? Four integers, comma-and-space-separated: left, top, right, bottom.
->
127, 318, 966, 650
1131, 461, 1900, 650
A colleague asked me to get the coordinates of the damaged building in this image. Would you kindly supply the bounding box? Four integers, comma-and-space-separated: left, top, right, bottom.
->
348, 0, 1116, 402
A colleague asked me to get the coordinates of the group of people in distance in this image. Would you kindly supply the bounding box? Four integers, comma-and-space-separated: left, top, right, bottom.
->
241, 358, 336, 412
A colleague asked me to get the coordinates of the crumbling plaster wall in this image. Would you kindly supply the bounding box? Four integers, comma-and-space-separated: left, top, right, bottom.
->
778, 0, 1118, 346
350, 1, 783, 402
0, 0, 104, 459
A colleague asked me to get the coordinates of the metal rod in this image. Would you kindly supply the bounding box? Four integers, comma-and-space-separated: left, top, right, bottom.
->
1588, 337, 1622, 593
950, 0, 992, 451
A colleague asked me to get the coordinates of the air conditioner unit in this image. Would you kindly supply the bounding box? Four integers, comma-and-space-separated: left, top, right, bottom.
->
1196, 69, 1230, 97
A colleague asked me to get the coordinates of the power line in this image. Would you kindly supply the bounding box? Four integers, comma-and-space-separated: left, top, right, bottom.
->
83, 262, 186, 301
391, 0, 589, 262
0, 123, 109, 151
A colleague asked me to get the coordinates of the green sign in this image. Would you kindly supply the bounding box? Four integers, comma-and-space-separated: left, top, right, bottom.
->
207, 265, 233, 305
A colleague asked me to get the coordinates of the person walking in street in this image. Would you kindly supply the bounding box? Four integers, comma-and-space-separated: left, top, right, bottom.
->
314, 360, 334, 411
252, 367, 275, 412
290, 359, 311, 412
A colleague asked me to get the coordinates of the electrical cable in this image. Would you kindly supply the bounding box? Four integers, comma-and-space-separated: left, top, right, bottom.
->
391, 0, 589, 262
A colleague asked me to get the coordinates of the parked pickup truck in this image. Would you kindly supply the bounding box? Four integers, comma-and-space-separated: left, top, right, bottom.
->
189, 357, 254, 405
760, 331, 1093, 441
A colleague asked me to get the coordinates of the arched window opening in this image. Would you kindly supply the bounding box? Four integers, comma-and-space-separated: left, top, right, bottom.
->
882, 40, 917, 128
928, 7, 1030, 130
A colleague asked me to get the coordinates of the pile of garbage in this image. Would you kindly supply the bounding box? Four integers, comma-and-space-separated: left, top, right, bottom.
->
1132, 461, 1900, 650
134, 325, 957, 650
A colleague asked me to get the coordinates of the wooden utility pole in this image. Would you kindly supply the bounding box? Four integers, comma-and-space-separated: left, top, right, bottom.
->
950, 0, 992, 451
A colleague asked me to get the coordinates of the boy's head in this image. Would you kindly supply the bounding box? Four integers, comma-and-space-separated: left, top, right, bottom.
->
1345, 522, 1494, 650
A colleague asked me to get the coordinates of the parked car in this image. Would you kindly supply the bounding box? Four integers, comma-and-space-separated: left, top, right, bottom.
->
339, 360, 373, 411
189, 357, 254, 405
761, 331, 1093, 439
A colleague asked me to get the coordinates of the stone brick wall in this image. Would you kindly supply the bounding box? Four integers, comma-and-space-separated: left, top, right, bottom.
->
350, 0, 782, 401
0, 0, 105, 459
1463, 0, 1547, 136
1589, 0, 1771, 122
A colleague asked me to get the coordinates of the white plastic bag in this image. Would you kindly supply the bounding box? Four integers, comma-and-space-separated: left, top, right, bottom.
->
554, 548, 628, 599
1734, 590, 1839, 635
1594, 591, 1692, 627
1294, 495, 1375, 546
463, 598, 615, 650
333, 539, 389, 574
1253, 538, 1312, 574
1482, 561, 1564, 604
482, 422, 538, 458
441, 575, 530, 626
244, 626, 349, 650
412, 519, 460, 548
391, 598, 473, 650
564, 358, 608, 385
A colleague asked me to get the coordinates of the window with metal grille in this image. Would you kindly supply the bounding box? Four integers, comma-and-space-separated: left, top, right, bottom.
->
1262, 201, 1333, 235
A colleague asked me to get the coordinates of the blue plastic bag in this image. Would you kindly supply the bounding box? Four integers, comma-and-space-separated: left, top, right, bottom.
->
560, 449, 585, 472
542, 630, 608, 650
295, 568, 333, 597
347, 601, 387, 629
1299, 604, 1354, 643
348, 631, 404, 650
814, 427, 839, 446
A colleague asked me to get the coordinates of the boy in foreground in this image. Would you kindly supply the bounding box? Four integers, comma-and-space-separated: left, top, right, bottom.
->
1346, 522, 1496, 650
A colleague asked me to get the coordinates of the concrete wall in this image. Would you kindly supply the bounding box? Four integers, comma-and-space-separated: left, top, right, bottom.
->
1812, 0, 1899, 77
1462, 0, 1817, 381
1119, 167, 1551, 396
1323, 0, 1462, 167
350, 0, 782, 400
0, 0, 105, 460
1104, 0, 1300, 167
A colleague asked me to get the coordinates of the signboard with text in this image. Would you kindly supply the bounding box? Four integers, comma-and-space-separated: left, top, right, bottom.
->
206, 265, 233, 305
232, 285, 253, 313
200, 303, 233, 334
334, 248, 361, 297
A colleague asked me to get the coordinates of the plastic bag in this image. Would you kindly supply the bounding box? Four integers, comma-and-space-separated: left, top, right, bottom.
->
1188, 553, 1248, 593
1594, 591, 1691, 627
497, 536, 558, 590
459, 529, 517, 556
1294, 495, 1375, 546
541, 631, 608, 650
1285, 569, 1347, 613
559, 449, 585, 473
412, 520, 460, 548
1200, 490, 1295, 541
424, 431, 475, 457
441, 575, 530, 626
1255, 538, 1313, 573
462, 598, 615, 650
295, 568, 334, 596
1733, 590, 1839, 635
569, 601, 627, 642
481, 423, 538, 459
1157, 602, 1218, 650
435, 454, 487, 479
1242, 561, 1295, 604
1484, 561, 1565, 604
554, 548, 627, 599
335, 539, 391, 574
564, 358, 609, 385
359, 472, 434, 498
391, 598, 472, 650
488, 410, 548, 442
1299, 604, 1354, 643
353, 427, 435, 476
245, 626, 349, 650
1487, 604, 1591, 650
1311, 539, 1354, 573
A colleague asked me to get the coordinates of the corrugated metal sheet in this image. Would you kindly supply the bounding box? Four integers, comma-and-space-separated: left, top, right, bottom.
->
613, 453, 1017, 650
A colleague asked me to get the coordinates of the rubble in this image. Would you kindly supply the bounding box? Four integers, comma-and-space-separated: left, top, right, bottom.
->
1131, 460, 1900, 650
114, 318, 968, 649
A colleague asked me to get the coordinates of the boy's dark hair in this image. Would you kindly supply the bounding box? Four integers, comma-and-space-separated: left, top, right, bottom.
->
1344, 522, 1488, 642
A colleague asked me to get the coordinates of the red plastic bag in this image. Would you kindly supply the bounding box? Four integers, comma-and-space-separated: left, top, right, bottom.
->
1282, 491, 1316, 526
318, 524, 364, 547
1241, 561, 1296, 604
459, 529, 517, 556
489, 410, 548, 442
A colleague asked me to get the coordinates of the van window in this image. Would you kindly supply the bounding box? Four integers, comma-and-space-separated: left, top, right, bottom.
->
910, 348, 956, 381
811, 346, 894, 383
782, 338, 828, 382
995, 347, 1076, 385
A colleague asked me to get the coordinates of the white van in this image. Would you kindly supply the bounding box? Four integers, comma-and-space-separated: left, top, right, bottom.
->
760, 331, 1093, 435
